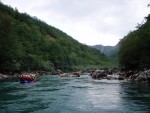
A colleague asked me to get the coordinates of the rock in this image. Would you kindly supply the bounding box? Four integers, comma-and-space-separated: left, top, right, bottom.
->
92, 70, 107, 79
128, 70, 150, 82
106, 75, 119, 80
0, 73, 10, 80
125, 70, 134, 77
118, 75, 124, 80
128, 73, 139, 81
52, 69, 63, 75
59, 72, 80, 77
59, 73, 67, 77
71, 72, 80, 77
135, 70, 150, 82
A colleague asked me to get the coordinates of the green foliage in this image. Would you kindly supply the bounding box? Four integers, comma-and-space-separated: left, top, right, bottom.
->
0, 2, 113, 72
119, 14, 150, 70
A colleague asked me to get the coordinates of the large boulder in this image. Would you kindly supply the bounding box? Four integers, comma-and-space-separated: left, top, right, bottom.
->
52, 69, 63, 75
59, 72, 80, 77
135, 70, 150, 82
0, 73, 9, 80
71, 72, 80, 77
118, 75, 125, 80
125, 70, 134, 77
128, 70, 150, 82
92, 70, 107, 79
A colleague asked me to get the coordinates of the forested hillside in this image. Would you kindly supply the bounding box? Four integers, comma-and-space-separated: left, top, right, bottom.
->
119, 14, 150, 70
0, 2, 115, 73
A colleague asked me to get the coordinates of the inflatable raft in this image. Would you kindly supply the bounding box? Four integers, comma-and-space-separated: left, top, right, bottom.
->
19, 74, 36, 83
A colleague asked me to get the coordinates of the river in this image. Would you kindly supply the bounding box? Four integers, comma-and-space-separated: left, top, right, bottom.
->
0, 74, 150, 113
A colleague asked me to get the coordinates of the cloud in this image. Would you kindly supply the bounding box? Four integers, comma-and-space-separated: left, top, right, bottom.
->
1, 0, 150, 46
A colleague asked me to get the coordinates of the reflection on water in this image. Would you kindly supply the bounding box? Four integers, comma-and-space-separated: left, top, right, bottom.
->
120, 83, 150, 112
0, 75, 150, 113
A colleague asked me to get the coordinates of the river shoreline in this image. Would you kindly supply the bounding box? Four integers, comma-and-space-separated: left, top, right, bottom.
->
0, 73, 20, 81
0, 72, 40, 81
1, 69, 150, 83
0, 70, 78, 81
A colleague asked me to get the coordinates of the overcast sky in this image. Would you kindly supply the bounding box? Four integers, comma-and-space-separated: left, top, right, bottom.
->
1, 0, 150, 46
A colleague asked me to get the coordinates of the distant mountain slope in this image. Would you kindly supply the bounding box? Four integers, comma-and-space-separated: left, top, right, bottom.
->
91, 45, 114, 55
0, 2, 115, 72
90, 44, 119, 61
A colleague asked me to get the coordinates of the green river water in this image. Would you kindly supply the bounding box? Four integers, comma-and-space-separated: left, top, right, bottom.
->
0, 74, 150, 113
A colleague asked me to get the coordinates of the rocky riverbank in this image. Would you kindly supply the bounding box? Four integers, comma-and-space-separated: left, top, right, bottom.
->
127, 70, 150, 83
0, 70, 80, 81
90, 69, 150, 83
0, 73, 20, 80
1, 69, 150, 83
0, 72, 39, 81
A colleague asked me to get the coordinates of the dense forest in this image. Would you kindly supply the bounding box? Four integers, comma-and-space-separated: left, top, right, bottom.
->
0, 2, 115, 73
119, 14, 150, 70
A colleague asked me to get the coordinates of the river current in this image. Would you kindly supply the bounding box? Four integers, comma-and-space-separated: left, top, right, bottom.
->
0, 74, 150, 113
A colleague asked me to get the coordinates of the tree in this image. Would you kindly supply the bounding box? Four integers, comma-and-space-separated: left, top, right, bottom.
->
0, 14, 24, 72
119, 14, 150, 70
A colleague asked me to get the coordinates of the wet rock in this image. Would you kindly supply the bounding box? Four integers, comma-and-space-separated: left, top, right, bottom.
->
59, 72, 80, 77
118, 75, 124, 80
106, 75, 119, 80
128, 73, 139, 82
0, 73, 9, 80
135, 70, 150, 82
128, 70, 150, 82
71, 72, 80, 77
125, 71, 134, 77
91, 70, 107, 79
52, 69, 63, 75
